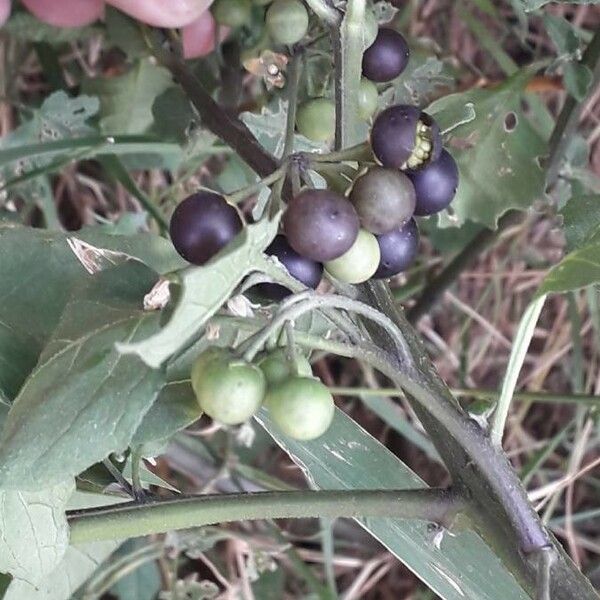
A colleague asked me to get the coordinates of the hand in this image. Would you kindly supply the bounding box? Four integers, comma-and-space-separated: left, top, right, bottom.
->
1, 0, 224, 58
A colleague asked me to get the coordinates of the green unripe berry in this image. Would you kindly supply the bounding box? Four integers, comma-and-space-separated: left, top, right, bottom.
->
258, 348, 312, 386
324, 229, 380, 284
212, 0, 252, 28
296, 98, 336, 142
192, 350, 266, 425
266, 376, 335, 440
266, 0, 309, 45
358, 78, 378, 120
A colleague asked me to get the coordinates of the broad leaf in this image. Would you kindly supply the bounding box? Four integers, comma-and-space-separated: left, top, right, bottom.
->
520, 0, 600, 11
258, 409, 529, 600
428, 71, 547, 228
538, 229, 600, 295
84, 59, 172, 135
0, 480, 73, 587
559, 194, 600, 251
119, 216, 280, 369
0, 225, 181, 401
0, 262, 164, 489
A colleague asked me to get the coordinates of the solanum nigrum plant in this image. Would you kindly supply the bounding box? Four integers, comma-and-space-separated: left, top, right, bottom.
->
283, 188, 360, 261
362, 27, 410, 83
5, 1, 598, 598
265, 376, 335, 440
408, 148, 460, 215
370, 104, 442, 170
191, 348, 266, 425
255, 234, 323, 299
169, 191, 243, 265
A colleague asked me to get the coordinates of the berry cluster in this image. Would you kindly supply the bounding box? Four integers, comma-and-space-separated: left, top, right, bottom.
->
191, 347, 335, 440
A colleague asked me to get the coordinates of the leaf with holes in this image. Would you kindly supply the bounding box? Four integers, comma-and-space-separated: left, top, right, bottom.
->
428, 70, 547, 228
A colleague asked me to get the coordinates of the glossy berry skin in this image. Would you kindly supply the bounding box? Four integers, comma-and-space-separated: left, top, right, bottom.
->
358, 78, 379, 121
170, 192, 243, 265
374, 218, 419, 279
325, 229, 380, 284
212, 0, 251, 27
266, 0, 309, 45
409, 149, 459, 216
349, 166, 416, 234
296, 98, 336, 142
283, 189, 360, 262
192, 350, 266, 426
362, 28, 410, 83
257, 234, 323, 300
266, 376, 335, 440
370, 105, 442, 170
258, 347, 312, 386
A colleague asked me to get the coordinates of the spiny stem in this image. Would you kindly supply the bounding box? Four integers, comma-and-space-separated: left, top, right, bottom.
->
67, 488, 463, 544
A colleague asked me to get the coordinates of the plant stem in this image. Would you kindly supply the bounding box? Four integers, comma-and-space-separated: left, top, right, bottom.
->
227, 163, 288, 204
303, 141, 372, 163
327, 386, 600, 406
545, 28, 600, 188
68, 488, 462, 544
333, 0, 366, 149
303, 0, 340, 26
283, 53, 302, 159
407, 210, 522, 323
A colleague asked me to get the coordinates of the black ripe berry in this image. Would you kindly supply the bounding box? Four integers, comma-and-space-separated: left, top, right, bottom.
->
374, 218, 419, 279
409, 149, 459, 216
169, 192, 243, 265
283, 189, 360, 262
362, 28, 409, 83
370, 105, 442, 170
349, 166, 416, 234
257, 235, 323, 300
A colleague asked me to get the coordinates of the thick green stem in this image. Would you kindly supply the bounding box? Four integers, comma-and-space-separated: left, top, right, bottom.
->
334, 0, 366, 149
68, 488, 461, 544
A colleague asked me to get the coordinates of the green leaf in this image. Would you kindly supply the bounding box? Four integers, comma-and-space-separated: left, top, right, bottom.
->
521, 0, 599, 11
428, 71, 547, 228
151, 87, 194, 143
119, 216, 280, 369
131, 381, 200, 448
109, 540, 162, 600
0, 225, 182, 401
240, 99, 324, 158
538, 230, 600, 295
2, 12, 101, 43
84, 60, 172, 135
258, 409, 529, 600
0, 480, 74, 587
560, 194, 600, 251
0, 262, 164, 490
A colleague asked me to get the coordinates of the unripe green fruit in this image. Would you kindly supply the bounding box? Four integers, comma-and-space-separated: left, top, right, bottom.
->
358, 78, 378, 120
212, 0, 252, 27
266, 0, 309, 45
192, 350, 266, 425
324, 229, 380, 284
266, 376, 335, 440
190, 347, 229, 395
296, 98, 336, 142
258, 348, 312, 386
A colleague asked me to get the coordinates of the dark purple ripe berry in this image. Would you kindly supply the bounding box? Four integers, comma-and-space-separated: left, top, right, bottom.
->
362, 28, 410, 83
374, 218, 419, 279
370, 105, 442, 171
409, 149, 459, 216
257, 235, 323, 300
283, 189, 360, 262
169, 192, 243, 265
349, 166, 416, 234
